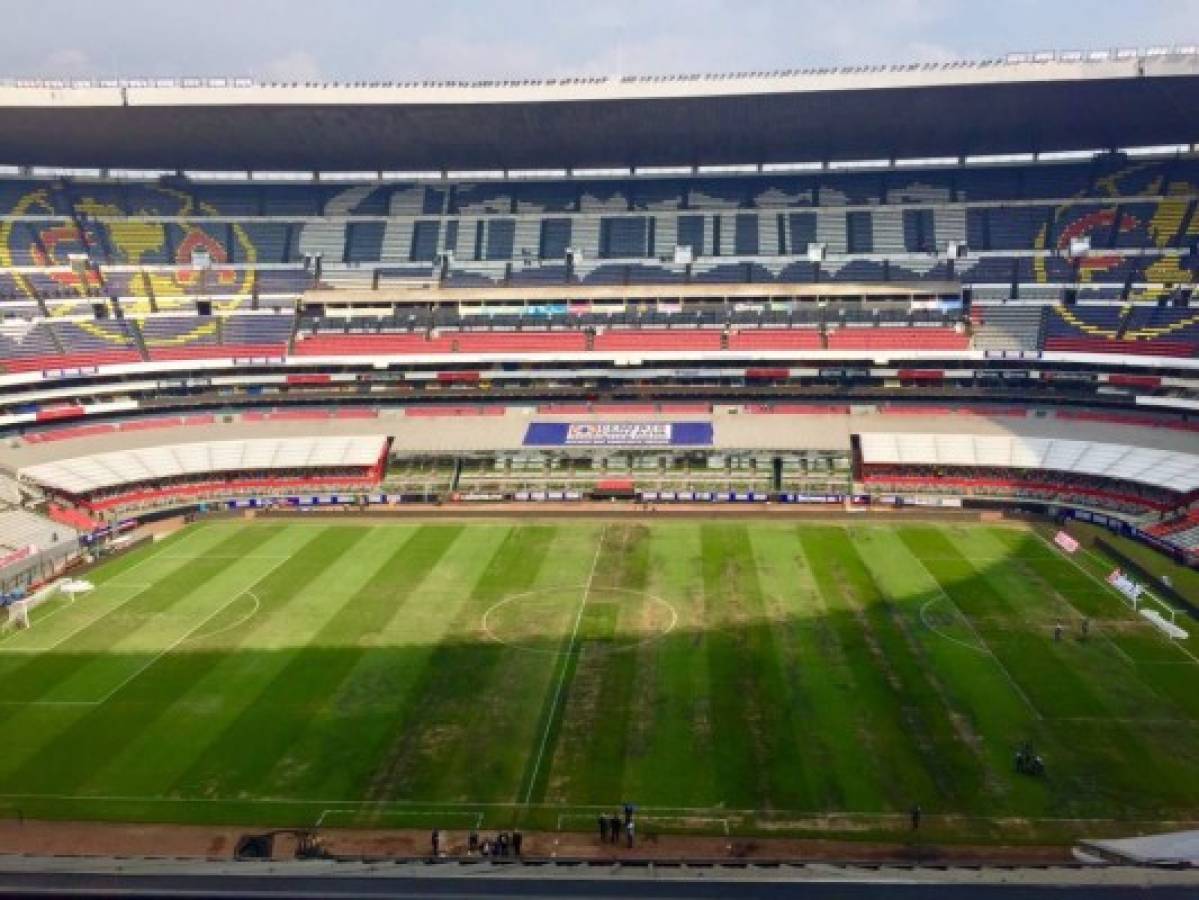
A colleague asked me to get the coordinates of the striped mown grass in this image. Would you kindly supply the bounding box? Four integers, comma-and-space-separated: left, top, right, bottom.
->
0, 518, 1196, 844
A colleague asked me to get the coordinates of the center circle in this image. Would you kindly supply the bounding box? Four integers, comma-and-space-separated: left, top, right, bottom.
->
482, 585, 678, 655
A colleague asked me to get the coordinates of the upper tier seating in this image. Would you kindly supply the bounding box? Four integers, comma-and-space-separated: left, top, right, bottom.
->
1043, 306, 1199, 357
1, 158, 1197, 305
0, 320, 142, 372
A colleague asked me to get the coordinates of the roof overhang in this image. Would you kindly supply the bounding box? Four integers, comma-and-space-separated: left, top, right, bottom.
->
2, 56, 1198, 171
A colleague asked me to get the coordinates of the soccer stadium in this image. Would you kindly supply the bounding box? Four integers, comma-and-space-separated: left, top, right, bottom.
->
1, 37, 1199, 897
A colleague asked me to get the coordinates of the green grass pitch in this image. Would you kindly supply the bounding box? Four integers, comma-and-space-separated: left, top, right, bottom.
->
1, 517, 1198, 845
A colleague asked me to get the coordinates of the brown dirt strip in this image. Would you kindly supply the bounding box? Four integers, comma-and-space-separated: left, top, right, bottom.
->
0, 819, 1075, 865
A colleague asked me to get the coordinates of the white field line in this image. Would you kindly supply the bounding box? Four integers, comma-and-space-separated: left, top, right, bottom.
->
521, 525, 607, 807
0, 791, 1190, 831
1039, 533, 1199, 668
316, 808, 484, 829
86, 553, 298, 705
0, 594, 75, 644
0, 584, 151, 656
556, 812, 731, 835
0, 531, 236, 654
183, 591, 261, 643
1009, 539, 1138, 667
155, 555, 293, 561
904, 549, 1044, 720
917, 598, 989, 656
0, 553, 294, 707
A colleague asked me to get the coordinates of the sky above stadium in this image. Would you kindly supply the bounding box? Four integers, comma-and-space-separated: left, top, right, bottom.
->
8, 0, 1199, 81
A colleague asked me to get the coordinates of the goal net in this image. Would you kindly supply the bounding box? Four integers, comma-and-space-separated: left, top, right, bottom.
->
2, 599, 30, 631
0, 579, 92, 633
1108, 569, 1189, 640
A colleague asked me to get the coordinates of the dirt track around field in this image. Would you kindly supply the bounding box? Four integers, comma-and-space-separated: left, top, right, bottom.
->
0, 819, 1075, 865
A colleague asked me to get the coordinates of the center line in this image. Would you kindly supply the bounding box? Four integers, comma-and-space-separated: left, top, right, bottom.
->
522, 525, 606, 806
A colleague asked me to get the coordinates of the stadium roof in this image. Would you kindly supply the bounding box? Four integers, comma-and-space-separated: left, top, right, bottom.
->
19, 435, 389, 494
858, 432, 1199, 493
2, 52, 1199, 171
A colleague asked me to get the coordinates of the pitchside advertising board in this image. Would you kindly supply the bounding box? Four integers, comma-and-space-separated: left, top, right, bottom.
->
523, 422, 714, 447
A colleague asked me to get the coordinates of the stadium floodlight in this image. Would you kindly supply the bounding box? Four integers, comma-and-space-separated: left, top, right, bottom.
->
762, 162, 824, 172
965, 153, 1035, 166
186, 170, 247, 181
895, 157, 960, 168
1122, 144, 1191, 158
698, 164, 758, 174
828, 159, 890, 171
509, 169, 569, 179
447, 170, 505, 180
573, 168, 632, 178
318, 171, 378, 182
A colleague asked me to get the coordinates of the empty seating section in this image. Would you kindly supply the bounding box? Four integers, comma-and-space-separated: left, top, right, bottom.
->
728, 328, 822, 350
0, 161, 1196, 304
970, 305, 1045, 351
826, 326, 968, 351
0, 321, 143, 372
1044, 306, 1199, 357
294, 329, 587, 355
50, 321, 142, 366
593, 329, 722, 351
220, 315, 293, 353
140, 316, 220, 359
1122, 307, 1199, 344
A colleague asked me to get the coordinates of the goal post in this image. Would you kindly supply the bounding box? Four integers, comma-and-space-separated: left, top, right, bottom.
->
2, 599, 30, 631
0, 579, 91, 633
1108, 568, 1188, 640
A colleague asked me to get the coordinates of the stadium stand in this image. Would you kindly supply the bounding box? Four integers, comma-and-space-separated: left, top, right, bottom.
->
970, 305, 1045, 351
825, 326, 969, 351
19, 436, 389, 500
857, 433, 1199, 504
0, 508, 76, 552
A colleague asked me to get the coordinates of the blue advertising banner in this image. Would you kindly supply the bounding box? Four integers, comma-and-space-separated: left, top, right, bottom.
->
523, 421, 714, 447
